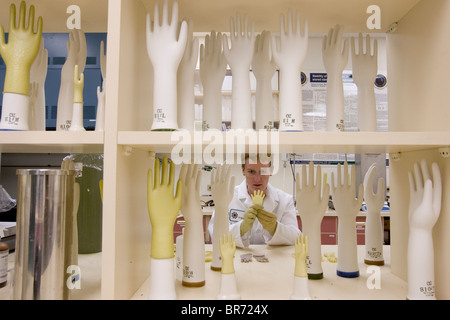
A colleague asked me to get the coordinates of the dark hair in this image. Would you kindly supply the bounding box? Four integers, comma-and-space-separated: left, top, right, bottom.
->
241, 153, 272, 170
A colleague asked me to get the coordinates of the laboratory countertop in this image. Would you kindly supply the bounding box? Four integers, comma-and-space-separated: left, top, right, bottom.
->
132, 244, 406, 300
0, 245, 406, 300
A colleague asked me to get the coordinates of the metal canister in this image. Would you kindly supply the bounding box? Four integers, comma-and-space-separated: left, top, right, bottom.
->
14, 169, 76, 300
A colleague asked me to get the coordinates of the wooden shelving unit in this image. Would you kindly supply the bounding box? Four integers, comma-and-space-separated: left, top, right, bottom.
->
0, 0, 449, 299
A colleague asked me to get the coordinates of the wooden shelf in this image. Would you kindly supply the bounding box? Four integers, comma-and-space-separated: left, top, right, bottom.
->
0, 0, 108, 32
141, 0, 419, 33
118, 131, 450, 155
0, 131, 104, 153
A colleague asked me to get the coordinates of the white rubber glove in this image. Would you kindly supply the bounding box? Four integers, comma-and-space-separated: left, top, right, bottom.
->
363, 164, 385, 265
30, 39, 48, 131
271, 9, 308, 132
252, 30, 276, 130
146, 0, 187, 131
179, 163, 204, 287
352, 33, 378, 132
407, 160, 441, 300
223, 13, 255, 130
322, 24, 349, 132
200, 31, 227, 130
56, 29, 86, 131
331, 161, 363, 278
210, 164, 235, 270
296, 162, 329, 279
0, 2, 43, 131
177, 19, 199, 131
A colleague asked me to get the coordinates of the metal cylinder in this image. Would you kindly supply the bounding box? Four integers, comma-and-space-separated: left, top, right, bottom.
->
14, 169, 76, 300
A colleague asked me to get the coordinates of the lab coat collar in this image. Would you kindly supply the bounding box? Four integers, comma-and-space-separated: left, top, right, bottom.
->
237, 179, 280, 212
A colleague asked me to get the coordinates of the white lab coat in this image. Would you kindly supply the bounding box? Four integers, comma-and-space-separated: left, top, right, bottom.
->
208, 180, 300, 248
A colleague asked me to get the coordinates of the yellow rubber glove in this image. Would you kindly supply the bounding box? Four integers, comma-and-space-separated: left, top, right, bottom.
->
241, 190, 265, 236
256, 209, 278, 236
147, 156, 183, 259
240, 205, 258, 236
251, 190, 265, 207
73, 65, 84, 104
220, 233, 236, 274
0, 1, 43, 96
294, 234, 309, 278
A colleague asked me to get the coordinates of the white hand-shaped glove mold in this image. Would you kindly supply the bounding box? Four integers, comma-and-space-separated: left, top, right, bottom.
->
271, 9, 308, 132
30, 39, 48, 131
56, 29, 86, 131
223, 13, 255, 130
296, 162, 329, 279
146, 0, 187, 131
29, 82, 39, 131
177, 19, 199, 131
352, 33, 378, 132
363, 164, 385, 265
95, 82, 106, 132
210, 164, 235, 271
252, 31, 276, 130
179, 163, 205, 287
322, 24, 349, 132
0, 2, 43, 131
407, 160, 441, 300
331, 161, 363, 278
95, 40, 107, 132
200, 31, 227, 131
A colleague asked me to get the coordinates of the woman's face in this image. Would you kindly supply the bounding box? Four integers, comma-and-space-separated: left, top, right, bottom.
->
242, 159, 271, 196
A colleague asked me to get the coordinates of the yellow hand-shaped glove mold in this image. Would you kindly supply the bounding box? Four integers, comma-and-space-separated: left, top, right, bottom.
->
0, 1, 43, 96
73, 64, 84, 104
219, 233, 236, 274
147, 156, 183, 259
294, 234, 309, 278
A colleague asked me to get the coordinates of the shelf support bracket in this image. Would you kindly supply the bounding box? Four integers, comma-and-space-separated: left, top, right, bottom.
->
438, 147, 450, 158
123, 145, 133, 156
390, 152, 401, 161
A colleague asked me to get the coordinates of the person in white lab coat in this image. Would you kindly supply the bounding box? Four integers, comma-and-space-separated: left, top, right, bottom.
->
208, 154, 300, 248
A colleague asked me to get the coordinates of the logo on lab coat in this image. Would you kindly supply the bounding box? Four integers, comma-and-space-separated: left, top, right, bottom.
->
229, 209, 244, 223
